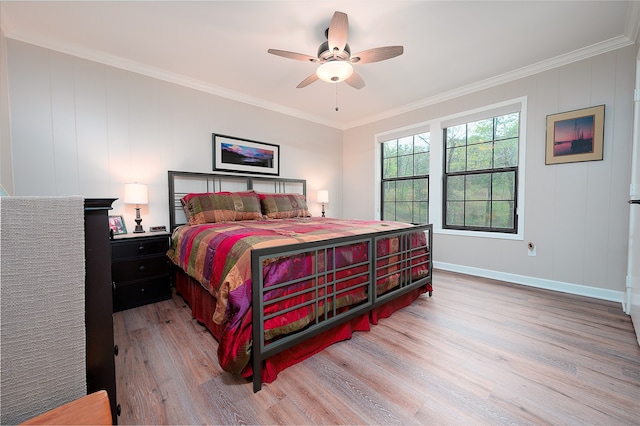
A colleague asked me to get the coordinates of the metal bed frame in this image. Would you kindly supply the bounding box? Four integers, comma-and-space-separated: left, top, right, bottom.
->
167, 170, 432, 392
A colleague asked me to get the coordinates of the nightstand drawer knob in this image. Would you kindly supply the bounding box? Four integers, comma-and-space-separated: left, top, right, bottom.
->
138, 245, 145, 252
139, 265, 145, 272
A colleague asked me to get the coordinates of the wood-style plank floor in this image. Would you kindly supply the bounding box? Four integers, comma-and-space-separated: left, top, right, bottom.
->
113, 269, 640, 425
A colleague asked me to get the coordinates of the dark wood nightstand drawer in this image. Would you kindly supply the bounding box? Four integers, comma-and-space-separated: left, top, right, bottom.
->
112, 276, 171, 311
111, 256, 169, 282
111, 237, 168, 260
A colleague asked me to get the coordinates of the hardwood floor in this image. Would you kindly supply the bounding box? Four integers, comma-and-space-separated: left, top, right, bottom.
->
113, 269, 640, 425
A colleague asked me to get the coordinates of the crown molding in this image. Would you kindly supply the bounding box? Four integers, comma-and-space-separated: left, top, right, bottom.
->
2, 27, 343, 129
345, 33, 636, 130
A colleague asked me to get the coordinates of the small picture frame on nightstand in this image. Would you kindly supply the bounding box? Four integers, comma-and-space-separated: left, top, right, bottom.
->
109, 215, 127, 235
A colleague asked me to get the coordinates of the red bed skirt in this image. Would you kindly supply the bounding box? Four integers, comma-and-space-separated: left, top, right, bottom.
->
173, 268, 428, 384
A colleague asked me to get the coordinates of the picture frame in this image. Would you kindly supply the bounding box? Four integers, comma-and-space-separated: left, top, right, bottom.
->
108, 215, 127, 235
213, 133, 280, 176
545, 105, 605, 165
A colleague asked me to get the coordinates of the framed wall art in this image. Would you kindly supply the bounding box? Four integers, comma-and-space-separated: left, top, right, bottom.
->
212, 133, 280, 176
108, 215, 127, 235
545, 105, 605, 165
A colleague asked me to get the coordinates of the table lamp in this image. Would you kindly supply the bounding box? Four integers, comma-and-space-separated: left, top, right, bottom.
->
317, 190, 329, 218
124, 183, 148, 233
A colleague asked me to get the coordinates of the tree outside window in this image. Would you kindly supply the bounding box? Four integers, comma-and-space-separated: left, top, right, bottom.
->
444, 112, 519, 233
381, 133, 430, 224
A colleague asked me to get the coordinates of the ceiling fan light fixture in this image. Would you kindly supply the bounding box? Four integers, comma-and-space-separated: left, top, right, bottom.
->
316, 61, 353, 83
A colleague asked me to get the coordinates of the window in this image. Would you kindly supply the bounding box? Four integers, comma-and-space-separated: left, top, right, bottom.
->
381, 132, 430, 224
443, 112, 519, 233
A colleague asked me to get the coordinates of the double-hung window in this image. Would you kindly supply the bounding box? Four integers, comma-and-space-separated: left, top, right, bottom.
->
381, 132, 430, 224
443, 112, 520, 233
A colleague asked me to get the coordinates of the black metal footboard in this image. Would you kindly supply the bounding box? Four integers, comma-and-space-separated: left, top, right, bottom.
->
250, 224, 432, 392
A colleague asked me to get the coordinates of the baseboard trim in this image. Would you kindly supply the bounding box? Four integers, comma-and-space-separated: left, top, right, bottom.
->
433, 261, 625, 306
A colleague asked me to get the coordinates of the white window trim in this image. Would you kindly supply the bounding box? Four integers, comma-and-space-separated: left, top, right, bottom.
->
375, 96, 527, 241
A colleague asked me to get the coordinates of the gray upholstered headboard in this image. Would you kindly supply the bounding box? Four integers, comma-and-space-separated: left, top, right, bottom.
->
168, 170, 306, 230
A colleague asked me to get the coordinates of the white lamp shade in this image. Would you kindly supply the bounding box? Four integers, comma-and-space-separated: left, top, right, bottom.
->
316, 61, 353, 83
317, 190, 329, 204
124, 183, 148, 205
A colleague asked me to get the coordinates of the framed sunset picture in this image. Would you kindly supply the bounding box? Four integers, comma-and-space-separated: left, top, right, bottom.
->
212, 133, 280, 175
545, 105, 605, 165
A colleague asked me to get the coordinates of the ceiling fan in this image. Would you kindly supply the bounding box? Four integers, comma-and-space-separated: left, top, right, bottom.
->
267, 11, 403, 89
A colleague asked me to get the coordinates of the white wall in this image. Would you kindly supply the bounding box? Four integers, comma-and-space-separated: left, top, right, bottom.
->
5, 39, 343, 228
0, 28, 12, 194
343, 46, 635, 302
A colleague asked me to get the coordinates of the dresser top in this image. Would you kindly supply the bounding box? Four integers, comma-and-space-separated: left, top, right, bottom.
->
111, 231, 171, 241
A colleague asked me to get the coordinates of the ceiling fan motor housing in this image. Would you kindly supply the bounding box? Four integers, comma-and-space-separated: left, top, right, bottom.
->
317, 41, 351, 62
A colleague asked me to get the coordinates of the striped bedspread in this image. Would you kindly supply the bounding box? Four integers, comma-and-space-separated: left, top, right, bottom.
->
167, 217, 429, 374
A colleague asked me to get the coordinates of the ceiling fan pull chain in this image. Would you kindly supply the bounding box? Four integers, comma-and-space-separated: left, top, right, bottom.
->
335, 84, 339, 112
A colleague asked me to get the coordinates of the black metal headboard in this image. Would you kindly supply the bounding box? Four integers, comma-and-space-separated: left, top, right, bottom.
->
168, 170, 307, 230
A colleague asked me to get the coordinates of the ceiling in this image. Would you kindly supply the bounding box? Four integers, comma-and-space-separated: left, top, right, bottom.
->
1, 1, 638, 130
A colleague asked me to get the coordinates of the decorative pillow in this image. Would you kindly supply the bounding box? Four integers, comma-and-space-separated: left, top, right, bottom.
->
258, 193, 311, 219
181, 191, 262, 224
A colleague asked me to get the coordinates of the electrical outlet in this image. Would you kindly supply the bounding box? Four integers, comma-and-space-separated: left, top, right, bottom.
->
527, 242, 537, 257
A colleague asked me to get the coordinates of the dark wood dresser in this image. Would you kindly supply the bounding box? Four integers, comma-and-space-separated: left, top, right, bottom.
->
111, 232, 171, 312
84, 198, 119, 425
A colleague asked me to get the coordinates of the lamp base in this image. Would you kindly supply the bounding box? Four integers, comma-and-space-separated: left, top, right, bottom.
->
133, 207, 145, 233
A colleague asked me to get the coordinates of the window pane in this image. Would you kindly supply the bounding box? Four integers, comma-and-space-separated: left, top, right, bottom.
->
467, 142, 493, 171
447, 176, 465, 201
465, 201, 491, 227
492, 172, 515, 200
446, 125, 466, 148
494, 138, 518, 168
413, 178, 428, 200
397, 180, 413, 201
398, 155, 413, 177
383, 202, 396, 219
398, 137, 413, 155
414, 152, 430, 175
446, 147, 466, 172
383, 157, 397, 179
495, 113, 519, 140
396, 201, 413, 223
467, 119, 494, 144
383, 140, 397, 158
491, 201, 514, 228
465, 174, 491, 201
383, 181, 396, 201
446, 201, 464, 226
415, 133, 430, 153
414, 201, 429, 224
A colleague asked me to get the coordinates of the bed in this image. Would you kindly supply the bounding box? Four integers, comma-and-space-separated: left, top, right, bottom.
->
167, 170, 432, 391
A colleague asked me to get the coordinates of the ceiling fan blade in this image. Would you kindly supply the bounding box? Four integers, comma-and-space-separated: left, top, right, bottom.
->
328, 11, 349, 56
345, 71, 365, 89
351, 46, 404, 64
297, 73, 319, 88
268, 49, 318, 63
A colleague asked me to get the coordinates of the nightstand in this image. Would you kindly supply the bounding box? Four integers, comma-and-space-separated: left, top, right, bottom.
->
110, 232, 171, 312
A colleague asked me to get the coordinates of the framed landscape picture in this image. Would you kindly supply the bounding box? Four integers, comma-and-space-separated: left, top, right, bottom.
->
545, 105, 605, 165
212, 133, 280, 176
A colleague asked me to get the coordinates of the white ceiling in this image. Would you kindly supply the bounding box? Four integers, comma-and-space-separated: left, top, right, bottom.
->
1, 1, 638, 129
